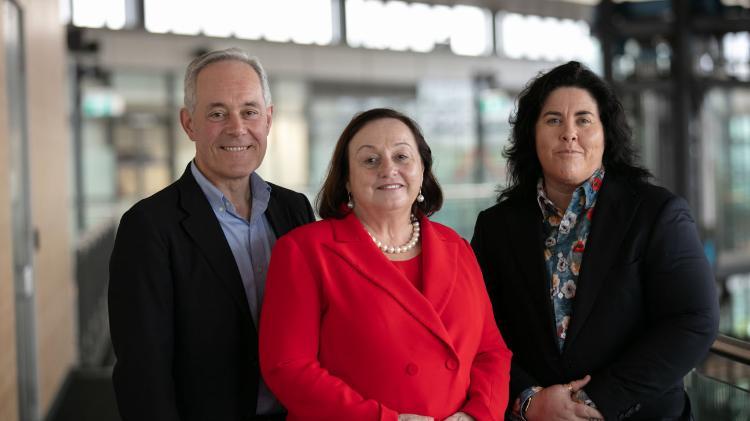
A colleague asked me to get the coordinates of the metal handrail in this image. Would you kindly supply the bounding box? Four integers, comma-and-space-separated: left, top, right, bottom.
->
710, 334, 750, 365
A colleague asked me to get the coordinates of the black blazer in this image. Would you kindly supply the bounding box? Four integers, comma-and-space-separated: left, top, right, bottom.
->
108, 165, 315, 421
472, 176, 719, 421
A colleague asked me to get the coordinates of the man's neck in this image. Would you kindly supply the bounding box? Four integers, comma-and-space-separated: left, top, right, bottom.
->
191, 161, 254, 220
218, 179, 252, 220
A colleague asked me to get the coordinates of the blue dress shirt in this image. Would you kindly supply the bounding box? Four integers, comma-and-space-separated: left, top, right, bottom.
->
190, 161, 283, 415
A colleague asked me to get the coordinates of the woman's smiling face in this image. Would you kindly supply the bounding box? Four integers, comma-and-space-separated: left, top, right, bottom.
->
346, 118, 424, 217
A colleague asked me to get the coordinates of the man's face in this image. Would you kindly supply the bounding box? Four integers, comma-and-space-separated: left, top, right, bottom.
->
180, 60, 272, 187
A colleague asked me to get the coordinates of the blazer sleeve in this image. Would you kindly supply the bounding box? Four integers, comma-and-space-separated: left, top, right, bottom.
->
108, 206, 180, 421
259, 234, 399, 421
471, 211, 540, 404
585, 196, 719, 419
460, 240, 513, 421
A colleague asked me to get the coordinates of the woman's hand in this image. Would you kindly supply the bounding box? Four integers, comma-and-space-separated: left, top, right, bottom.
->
526, 375, 603, 421
398, 414, 434, 421
443, 411, 475, 421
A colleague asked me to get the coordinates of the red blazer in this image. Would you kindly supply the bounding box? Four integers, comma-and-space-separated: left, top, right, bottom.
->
259, 213, 511, 421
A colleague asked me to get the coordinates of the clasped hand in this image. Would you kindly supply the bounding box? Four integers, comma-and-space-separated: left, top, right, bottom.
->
525, 375, 605, 421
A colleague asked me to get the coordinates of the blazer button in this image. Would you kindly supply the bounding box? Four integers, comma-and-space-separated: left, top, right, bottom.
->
406, 363, 419, 376
445, 359, 459, 370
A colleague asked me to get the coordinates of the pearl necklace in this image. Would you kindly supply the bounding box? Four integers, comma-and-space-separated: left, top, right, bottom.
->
366, 218, 421, 254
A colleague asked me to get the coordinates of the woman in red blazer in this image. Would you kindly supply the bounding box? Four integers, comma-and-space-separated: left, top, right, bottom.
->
259, 108, 511, 421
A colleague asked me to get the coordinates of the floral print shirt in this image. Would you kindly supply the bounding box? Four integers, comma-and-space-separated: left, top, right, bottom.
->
537, 168, 605, 352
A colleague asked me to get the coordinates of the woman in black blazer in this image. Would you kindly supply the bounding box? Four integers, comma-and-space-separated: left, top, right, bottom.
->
472, 61, 719, 421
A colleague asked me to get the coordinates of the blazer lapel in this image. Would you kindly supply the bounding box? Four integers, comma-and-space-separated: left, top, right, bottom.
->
326, 214, 457, 352
420, 219, 458, 316
506, 195, 558, 345
265, 187, 292, 238
564, 177, 640, 351
176, 167, 253, 324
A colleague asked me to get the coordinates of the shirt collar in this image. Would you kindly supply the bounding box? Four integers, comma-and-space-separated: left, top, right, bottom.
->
248, 171, 272, 225
536, 167, 605, 219
190, 160, 272, 222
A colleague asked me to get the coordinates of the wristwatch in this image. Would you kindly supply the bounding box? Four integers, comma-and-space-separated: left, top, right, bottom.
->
519, 386, 543, 421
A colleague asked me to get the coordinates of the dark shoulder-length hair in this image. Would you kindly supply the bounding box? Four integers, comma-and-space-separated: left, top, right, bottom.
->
317, 108, 443, 219
500, 60, 651, 202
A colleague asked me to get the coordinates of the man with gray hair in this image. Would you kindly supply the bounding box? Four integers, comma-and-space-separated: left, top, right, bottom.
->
109, 47, 314, 421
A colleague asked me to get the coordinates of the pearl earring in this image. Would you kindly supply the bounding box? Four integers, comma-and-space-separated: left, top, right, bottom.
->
416, 189, 425, 203
347, 192, 354, 209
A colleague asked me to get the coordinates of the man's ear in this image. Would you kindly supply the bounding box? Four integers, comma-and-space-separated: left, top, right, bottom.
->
179, 108, 196, 141
266, 105, 273, 130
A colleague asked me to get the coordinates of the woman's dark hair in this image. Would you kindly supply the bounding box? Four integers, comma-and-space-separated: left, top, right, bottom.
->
500, 60, 651, 202
317, 108, 443, 219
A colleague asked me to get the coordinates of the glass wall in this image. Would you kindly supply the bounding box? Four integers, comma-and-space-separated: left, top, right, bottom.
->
712, 90, 750, 257
78, 71, 516, 239
66, 0, 606, 239
306, 78, 514, 238
76, 70, 180, 228
703, 88, 750, 341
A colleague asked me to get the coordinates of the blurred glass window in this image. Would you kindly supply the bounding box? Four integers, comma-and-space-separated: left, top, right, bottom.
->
346, 0, 491, 56
723, 32, 750, 81
71, 0, 126, 29
500, 12, 598, 65
142, 0, 332, 44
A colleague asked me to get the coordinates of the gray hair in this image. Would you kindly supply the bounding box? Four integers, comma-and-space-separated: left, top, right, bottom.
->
183, 47, 272, 113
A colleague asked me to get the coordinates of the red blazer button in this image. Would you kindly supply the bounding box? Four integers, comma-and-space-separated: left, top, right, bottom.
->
406, 363, 419, 376
445, 359, 458, 370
